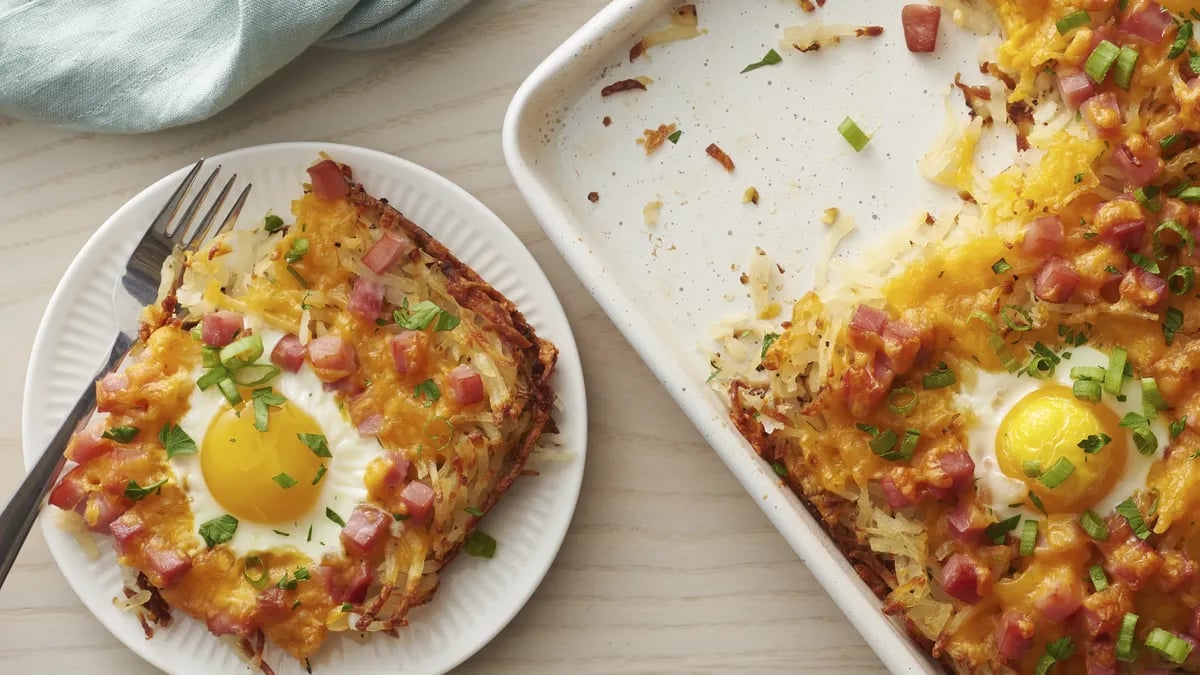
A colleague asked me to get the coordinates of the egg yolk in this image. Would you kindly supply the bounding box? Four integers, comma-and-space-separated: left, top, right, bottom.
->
201, 400, 327, 523
995, 385, 1127, 513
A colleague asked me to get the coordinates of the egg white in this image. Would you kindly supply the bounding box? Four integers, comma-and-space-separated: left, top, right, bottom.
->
956, 344, 1167, 519
171, 318, 375, 560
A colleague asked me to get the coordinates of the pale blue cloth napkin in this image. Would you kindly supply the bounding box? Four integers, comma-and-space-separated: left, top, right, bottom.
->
0, 0, 474, 132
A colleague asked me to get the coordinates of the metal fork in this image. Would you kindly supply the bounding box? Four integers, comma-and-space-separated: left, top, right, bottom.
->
0, 160, 251, 586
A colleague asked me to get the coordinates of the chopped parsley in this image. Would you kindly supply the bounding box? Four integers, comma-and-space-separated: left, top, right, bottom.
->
394, 298, 459, 331
124, 478, 167, 501
740, 48, 782, 73
667, 130, 683, 144
102, 426, 139, 443
199, 514, 239, 548
159, 423, 197, 459
272, 472, 298, 489
1077, 433, 1112, 454
312, 464, 327, 486
285, 237, 309, 263
325, 507, 346, 527
298, 433, 332, 458
464, 530, 498, 558
414, 379, 441, 407
761, 333, 780, 359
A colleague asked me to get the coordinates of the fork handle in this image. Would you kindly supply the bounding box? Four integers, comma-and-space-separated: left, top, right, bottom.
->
0, 333, 131, 587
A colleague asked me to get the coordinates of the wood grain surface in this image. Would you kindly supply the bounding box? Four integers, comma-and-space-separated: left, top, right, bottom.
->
0, 1, 885, 672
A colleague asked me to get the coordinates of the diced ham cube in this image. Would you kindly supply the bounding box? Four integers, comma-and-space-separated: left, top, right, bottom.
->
881, 320, 922, 374
1081, 585, 1133, 638
901, 4, 941, 53
144, 547, 192, 588
879, 474, 911, 509
1101, 219, 1146, 251
848, 304, 888, 350
201, 311, 243, 348
1034, 575, 1084, 621
1119, 266, 1167, 308
270, 334, 306, 373
109, 515, 144, 556
356, 414, 384, 437
66, 416, 112, 464
448, 365, 484, 405
319, 560, 373, 603
1085, 639, 1118, 675
253, 588, 291, 623
1022, 215, 1064, 258
1160, 198, 1193, 229
947, 499, 986, 544
1102, 535, 1163, 590
340, 505, 391, 558
307, 336, 357, 383
842, 356, 895, 418
83, 493, 132, 533
1158, 550, 1198, 592
399, 481, 435, 525
95, 372, 129, 414
382, 452, 410, 490
1118, 2, 1172, 44
391, 330, 429, 375
996, 610, 1035, 662
48, 466, 89, 511
361, 231, 411, 275
324, 375, 365, 398
1113, 137, 1164, 188
937, 450, 976, 492
1034, 256, 1080, 303
1057, 69, 1096, 109
207, 611, 254, 638
307, 159, 349, 201
941, 553, 987, 604
348, 278, 386, 320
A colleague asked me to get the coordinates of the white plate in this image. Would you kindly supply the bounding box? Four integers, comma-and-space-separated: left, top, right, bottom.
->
503, 2, 1002, 672
22, 142, 587, 675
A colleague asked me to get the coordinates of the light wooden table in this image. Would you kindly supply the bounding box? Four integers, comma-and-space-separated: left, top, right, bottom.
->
0, 1, 884, 672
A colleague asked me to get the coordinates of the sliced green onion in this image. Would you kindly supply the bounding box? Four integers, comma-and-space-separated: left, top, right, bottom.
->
231, 364, 281, 387
868, 429, 899, 457
1034, 637, 1076, 675
1113, 45, 1140, 91
1071, 365, 1106, 382
424, 416, 454, 450
1135, 185, 1162, 212
1085, 40, 1121, 83
1104, 347, 1127, 396
1002, 304, 1034, 332
217, 378, 242, 406
887, 387, 918, 415
1039, 457, 1075, 489
1019, 519, 1038, 555
243, 556, 270, 589
1078, 433, 1111, 454
1164, 306, 1185, 346
196, 365, 228, 391
837, 116, 871, 152
1169, 266, 1195, 295
988, 333, 1022, 372
1132, 425, 1158, 455
264, 214, 285, 233
922, 363, 956, 389
1145, 627, 1193, 664
1116, 613, 1138, 662
1129, 251, 1160, 274
992, 258, 1012, 274
1171, 21, 1194, 59
1023, 460, 1042, 477
1162, 134, 1182, 152
985, 514, 1021, 544
201, 346, 221, 368
1115, 498, 1151, 539
1171, 415, 1188, 440
1073, 379, 1102, 402
1056, 9, 1090, 34
1179, 186, 1200, 202
771, 461, 787, 478
1028, 490, 1048, 514
1141, 377, 1168, 417
1080, 509, 1109, 540
897, 429, 920, 460
1156, 219, 1194, 255
968, 311, 998, 333
1089, 564, 1109, 591
219, 334, 264, 371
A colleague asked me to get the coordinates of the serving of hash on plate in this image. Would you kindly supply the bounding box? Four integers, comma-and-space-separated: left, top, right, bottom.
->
712, 1, 1200, 672
46, 157, 557, 672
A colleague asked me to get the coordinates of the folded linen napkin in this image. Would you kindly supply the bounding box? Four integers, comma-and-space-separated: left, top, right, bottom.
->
0, 0, 474, 132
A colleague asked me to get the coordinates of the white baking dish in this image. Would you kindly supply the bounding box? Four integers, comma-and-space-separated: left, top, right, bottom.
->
503, 1, 997, 671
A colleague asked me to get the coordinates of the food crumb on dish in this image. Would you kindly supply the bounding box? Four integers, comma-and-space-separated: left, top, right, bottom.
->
821, 207, 839, 225
637, 123, 678, 155
587, 191, 600, 203
602, 116, 612, 127
643, 200, 663, 226
629, 3, 705, 62
705, 143, 734, 172
600, 78, 647, 97
784, 21, 884, 53
743, 187, 760, 205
